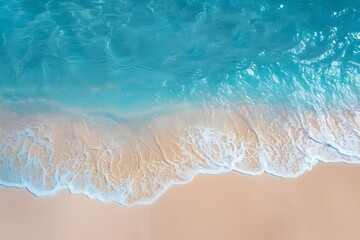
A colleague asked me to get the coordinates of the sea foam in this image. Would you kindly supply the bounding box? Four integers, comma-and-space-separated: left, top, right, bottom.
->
0, 106, 358, 206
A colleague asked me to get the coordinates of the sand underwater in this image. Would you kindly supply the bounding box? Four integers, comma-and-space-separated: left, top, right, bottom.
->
0, 0, 359, 208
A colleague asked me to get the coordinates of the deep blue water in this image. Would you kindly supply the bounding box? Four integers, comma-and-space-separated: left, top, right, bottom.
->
0, 0, 359, 112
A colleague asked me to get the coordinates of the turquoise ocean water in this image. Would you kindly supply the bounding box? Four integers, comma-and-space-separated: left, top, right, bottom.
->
0, 0, 359, 205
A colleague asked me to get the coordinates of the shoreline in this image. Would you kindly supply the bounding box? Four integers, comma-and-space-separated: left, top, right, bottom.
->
0, 105, 359, 205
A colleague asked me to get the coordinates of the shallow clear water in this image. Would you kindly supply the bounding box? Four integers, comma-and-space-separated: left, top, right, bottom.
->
1, 0, 359, 110
0, 0, 359, 205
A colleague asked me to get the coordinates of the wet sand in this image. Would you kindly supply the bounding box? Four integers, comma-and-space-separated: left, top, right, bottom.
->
1, 106, 358, 205
1, 163, 360, 240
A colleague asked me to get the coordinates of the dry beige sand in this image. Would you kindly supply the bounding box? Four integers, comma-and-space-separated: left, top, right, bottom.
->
1, 163, 360, 240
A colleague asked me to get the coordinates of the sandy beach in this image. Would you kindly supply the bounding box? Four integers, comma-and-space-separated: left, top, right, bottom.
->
1, 1, 359, 239
1, 163, 360, 240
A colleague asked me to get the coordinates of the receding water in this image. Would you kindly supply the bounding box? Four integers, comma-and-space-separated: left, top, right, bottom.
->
0, 0, 359, 205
